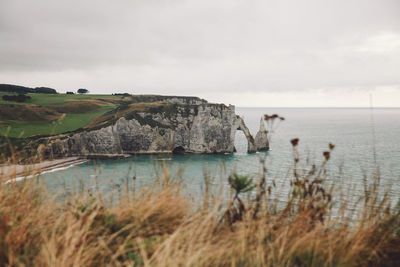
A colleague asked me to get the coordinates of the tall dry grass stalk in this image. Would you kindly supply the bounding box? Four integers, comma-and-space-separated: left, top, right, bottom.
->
1, 143, 399, 266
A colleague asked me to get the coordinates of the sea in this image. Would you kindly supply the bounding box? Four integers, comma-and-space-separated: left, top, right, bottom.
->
37, 108, 400, 203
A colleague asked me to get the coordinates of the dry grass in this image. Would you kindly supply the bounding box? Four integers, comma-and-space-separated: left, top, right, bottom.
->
87, 102, 164, 129
0, 104, 61, 122
1, 137, 400, 266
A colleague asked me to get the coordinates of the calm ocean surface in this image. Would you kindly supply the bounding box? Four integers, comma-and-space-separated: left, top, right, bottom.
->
39, 108, 400, 200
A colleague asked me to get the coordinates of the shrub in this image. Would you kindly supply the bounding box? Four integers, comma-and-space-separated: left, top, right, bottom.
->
34, 87, 57, 94
112, 93, 131, 96
2, 94, 31, 103
0, 84, 57, 94
77, 88, 89, 94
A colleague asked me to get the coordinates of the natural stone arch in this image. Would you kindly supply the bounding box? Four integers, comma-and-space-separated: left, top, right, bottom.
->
233, 128, 248, 153
234, 116, 257, 153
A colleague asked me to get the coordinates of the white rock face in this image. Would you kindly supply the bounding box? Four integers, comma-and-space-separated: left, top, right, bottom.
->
44, 103, 268, 158
254, 118, 269, 151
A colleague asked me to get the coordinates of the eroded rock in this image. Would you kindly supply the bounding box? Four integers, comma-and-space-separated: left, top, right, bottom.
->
254, 117, 269, 151
44, 103, 268, 158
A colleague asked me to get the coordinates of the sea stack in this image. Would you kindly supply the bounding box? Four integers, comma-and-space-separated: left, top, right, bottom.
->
254, 117, 269, 151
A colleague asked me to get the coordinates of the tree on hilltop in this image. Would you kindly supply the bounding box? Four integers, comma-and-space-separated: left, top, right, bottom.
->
77, 88, 89, 94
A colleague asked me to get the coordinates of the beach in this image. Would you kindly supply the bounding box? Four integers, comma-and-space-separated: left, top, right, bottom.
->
0, 157, 87, 183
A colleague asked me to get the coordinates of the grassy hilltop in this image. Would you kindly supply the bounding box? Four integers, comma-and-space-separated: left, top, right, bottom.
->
0, 84, 206, 161
0, 92, 119, 138
0, 85, 205, 139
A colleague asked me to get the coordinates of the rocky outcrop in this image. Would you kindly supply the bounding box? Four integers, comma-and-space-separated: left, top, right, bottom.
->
43, 103, 268, 158
162, 97, 206, 105
254, 118, 269, 151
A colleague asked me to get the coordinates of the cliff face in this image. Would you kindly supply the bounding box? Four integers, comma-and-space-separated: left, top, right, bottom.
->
44, 103, 268, 158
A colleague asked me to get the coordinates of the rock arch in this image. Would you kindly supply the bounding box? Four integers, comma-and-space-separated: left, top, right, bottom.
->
234, 116, 257, 153
233, 116, 269, 154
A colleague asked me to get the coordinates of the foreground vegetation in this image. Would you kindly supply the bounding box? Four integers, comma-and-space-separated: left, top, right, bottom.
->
1, 140, 399, 266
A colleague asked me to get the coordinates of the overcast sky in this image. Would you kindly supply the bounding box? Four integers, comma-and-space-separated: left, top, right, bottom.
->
0, 0, 399, 107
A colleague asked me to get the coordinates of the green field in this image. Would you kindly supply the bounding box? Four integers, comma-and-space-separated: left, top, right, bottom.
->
0, 105, 115, 138
0, 92, 118, 106
0, 92, 191, 138
0, 93, 119, 138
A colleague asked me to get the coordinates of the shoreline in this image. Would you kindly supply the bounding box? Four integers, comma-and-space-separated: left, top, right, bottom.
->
1, 157, 88, 184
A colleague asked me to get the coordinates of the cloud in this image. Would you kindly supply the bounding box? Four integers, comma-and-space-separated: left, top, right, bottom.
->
354, 32, 400, 54
0, 0, 399, 105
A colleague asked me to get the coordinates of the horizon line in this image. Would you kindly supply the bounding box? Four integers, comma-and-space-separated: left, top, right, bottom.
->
235, 106, 400, 109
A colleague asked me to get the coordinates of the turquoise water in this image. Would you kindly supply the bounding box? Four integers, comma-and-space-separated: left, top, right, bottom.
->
38, 108, 400, 200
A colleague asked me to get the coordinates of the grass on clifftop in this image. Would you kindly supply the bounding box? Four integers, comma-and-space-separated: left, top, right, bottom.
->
0, 93, 201, 138
0, 92, 119, 106
0, 105, 115, 138
0, 93, 121, 138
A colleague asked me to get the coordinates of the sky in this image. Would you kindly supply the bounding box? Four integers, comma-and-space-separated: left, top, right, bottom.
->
0, 0, 399, 107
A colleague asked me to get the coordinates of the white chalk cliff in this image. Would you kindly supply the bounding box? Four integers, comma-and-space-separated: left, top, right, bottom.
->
44, 103, 269, 158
